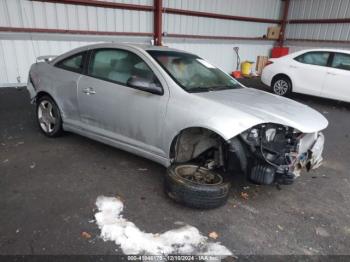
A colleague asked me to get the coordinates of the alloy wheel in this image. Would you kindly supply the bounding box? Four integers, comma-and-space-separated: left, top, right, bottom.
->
273, 79, 289, 96
37, 100, 56, 133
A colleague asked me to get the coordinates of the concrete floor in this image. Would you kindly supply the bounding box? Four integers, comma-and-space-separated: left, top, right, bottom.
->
1, 79, 350, 256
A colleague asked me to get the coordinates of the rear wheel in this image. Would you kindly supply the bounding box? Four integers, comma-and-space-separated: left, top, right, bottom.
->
272, 76, 292, 97
36, 96, 63, 137
164, 164, 231, 209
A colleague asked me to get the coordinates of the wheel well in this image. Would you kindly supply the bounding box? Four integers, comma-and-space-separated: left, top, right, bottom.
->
169, 127, 226, 163
36, 91, 54, 103
35, 91, 62, 117
271, 74, 292, 88
169, 127, 249, 174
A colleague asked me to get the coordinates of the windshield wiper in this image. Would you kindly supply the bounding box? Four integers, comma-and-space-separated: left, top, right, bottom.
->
211, 85, 241, 91
187, 85, 241, 93
187, 87, 211, 93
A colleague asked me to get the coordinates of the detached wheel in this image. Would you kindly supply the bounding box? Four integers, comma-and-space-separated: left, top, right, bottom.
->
165, 164, 231, 209
36, 96, 63, 137
272, 76, 292, 97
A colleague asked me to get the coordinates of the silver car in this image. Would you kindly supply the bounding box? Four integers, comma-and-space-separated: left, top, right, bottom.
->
27, 43, 328, 209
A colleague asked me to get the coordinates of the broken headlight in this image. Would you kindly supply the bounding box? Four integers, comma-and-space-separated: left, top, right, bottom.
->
241, 124, 303, 185
245, 124, 281, 146
265, 127, 277, 142
242, 123, 301, 165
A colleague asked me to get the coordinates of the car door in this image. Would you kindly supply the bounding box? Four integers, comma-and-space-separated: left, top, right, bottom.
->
291, 51, 331, 96
51, 51, 87, 123
77, 48, 169, 157
321, 52, 350, 102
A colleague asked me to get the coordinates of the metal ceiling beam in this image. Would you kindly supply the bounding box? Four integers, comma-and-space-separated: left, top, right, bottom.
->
165, 34, 273, 41
278, 0, 290, 46
154, 0, 162, 46
286, 38, 350, 44
289, 18, 350, 24
0, 27, 153, 36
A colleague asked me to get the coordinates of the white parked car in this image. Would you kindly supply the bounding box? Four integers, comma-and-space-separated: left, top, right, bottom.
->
262, 49, 350, 102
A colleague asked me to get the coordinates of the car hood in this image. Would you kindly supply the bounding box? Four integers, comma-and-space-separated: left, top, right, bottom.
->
194, 88, 328, 134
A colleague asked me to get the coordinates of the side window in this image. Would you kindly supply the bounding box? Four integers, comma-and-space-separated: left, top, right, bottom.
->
88, 49, 159, 86
331, 53, 350, 71
55, 53, 84, 73
294, 52, 330, 67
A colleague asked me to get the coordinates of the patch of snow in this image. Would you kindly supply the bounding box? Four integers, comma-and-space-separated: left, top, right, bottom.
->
94, 196, 232, 256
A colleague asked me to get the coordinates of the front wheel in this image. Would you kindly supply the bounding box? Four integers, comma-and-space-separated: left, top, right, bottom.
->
36, 96, 63, 137
164, 164, 231, 209
272, 77, 292, 97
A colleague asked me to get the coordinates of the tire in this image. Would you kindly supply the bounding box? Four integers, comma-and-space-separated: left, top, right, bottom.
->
36, 95, 63, 137
272, 76, 292, 97
164, 164, 231, 209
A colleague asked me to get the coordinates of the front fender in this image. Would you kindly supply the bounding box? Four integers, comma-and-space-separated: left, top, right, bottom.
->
163, 118, 260, 162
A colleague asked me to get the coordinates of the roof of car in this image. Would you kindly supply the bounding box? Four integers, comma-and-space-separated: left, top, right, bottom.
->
72, 42, 183, 53
51, 42, 188, 63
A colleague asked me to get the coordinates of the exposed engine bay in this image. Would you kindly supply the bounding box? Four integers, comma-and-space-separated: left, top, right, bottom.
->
239, 124, 303, 185
172, 124, 324, 186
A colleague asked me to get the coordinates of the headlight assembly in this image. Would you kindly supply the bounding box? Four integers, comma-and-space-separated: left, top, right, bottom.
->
265, 128, 276, 142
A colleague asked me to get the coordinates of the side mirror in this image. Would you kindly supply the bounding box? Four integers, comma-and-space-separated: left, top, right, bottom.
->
127, 76, 163, 95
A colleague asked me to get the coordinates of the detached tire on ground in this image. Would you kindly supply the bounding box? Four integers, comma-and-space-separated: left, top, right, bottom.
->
164, 164, 231, 209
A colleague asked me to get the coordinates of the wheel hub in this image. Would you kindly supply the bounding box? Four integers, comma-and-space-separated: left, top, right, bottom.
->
175, 165, 223, 185
38, 100, 56, 133
274, 80, 288, 95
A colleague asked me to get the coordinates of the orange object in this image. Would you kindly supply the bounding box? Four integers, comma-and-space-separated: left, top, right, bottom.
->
271, 47, 289, 58
231, 70, 242, 79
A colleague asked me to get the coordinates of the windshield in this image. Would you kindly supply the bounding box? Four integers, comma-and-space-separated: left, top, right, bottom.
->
147, 50, 242, 92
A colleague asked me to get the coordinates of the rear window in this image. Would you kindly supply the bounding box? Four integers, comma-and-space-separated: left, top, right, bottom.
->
55, 52, 85, 73
331, 53, 350, 71
294, 51, 330, 67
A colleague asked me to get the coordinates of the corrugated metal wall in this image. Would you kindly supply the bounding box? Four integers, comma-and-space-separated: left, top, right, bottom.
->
161, 0, 282, 74
163, 0, 281, 37
167, 41, 274, 74
0, 0, 155, 86
287, 42, 350, 54
0, 0, 153, 32
0, 39, 104, 86
286, 0, 350, 42
0, 0, 280, 85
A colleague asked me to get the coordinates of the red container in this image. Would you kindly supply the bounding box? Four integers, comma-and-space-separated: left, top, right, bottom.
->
231, 70, 242, 79
271, 47, 289, 58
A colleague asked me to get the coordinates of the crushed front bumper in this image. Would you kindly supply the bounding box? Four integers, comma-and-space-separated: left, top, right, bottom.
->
293, 132, 325, 177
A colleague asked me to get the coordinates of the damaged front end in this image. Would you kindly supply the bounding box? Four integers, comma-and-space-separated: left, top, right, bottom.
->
171, 124, 325, 187
236, 123, 325, 186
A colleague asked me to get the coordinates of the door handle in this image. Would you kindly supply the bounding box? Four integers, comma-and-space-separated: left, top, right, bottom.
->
88, 89, 96, 94
82, 87, 96, 95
